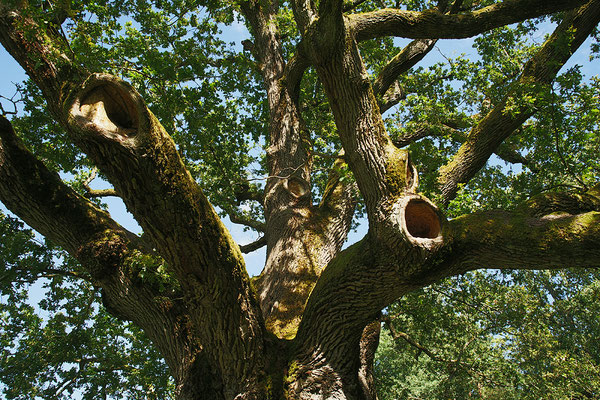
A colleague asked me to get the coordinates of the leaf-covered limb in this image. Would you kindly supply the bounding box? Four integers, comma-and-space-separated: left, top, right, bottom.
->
383, 315, 506, 388
437, 0, 600, 203
371, 0, 462, 103
350, 0, 587, 42
0, 2, 86, 119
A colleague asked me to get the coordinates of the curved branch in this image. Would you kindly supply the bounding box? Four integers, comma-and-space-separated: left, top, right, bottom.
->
283, 51, 311, 102
378, 80, 407, 113
373, 39, 437, 102
82, 168, 119, 198
0, 116, 218, 398
393, 123, 538, 171
350, 0, 587, 42
437, 0, 600, 203
228, 208, 266, 232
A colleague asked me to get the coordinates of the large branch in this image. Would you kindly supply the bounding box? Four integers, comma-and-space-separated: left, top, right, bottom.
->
437, 0, 600, 203
350, 0, 587, 42
0, 5, 266, 394
373, 38, 437, 104
372, 0, 462, 104
0, 116, 218, 398
393, 123, 538, 171
439, 188, 600, 279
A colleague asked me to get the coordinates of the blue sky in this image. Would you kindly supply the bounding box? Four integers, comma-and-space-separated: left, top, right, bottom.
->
1, 16, 598, 276
1, 9, 599, 400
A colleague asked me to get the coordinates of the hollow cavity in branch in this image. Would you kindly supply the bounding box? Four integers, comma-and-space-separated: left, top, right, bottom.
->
394, 194, 444, 249
70, 75, 143, 143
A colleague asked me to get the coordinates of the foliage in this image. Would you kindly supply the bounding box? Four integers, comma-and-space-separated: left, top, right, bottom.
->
1, 0, 599, 398
0, 213, 174, 399
376, 269, 600, 399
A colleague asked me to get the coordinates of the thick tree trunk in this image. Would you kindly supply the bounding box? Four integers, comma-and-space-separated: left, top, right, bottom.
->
2, 1, 600, 399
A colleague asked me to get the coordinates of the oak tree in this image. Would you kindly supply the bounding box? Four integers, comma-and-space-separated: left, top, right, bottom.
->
1, 0, 599, 398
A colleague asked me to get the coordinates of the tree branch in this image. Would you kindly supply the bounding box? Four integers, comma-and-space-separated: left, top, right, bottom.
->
317, 152, 358, 249
372, 0, 462, 104
378, 80, 407, 113
283, 51, 311, 102
0, 115, 217, 397
373, 39, 437, 103
439, 187, 600, 279
1, 5, 266, 394
350, 0, 587, 42
383, 315, 445, 362
393, 123, 538, 171
82, 168, 119, 198
437, 0, 600, 203
227, 207, 266, 232
383, 315, 509, 388
239, 236, 267, 253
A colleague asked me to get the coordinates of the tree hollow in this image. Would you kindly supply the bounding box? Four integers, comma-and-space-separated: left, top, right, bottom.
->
79, 84, 138, 135
404, 198, 441, 239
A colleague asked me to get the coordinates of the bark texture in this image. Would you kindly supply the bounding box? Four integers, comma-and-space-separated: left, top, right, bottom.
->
1, 0, 600, 399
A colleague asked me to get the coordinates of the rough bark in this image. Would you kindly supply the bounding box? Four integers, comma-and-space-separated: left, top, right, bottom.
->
437, 0, 600, 203
350, 0, 587, 41
0, 116, 218, 399
1, 5, 267, 397
1, 0, 599, 399
240, 0, 357, 342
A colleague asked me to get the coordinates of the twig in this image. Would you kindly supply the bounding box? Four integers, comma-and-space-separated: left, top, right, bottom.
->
82, 168, 119, 198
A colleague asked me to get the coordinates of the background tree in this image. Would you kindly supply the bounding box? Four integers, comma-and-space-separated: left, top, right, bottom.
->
1, 0, 599, 399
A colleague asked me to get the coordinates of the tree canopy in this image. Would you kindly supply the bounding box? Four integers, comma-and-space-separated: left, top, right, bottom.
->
1, 0, 599, 398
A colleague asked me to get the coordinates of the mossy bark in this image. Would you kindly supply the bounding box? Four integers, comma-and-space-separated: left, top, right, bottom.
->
2, 1, 600, 399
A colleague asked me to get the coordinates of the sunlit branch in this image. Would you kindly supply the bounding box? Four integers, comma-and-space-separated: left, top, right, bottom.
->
227, 208, 266, 232
349, 0, 587, 42
437, 0, 600, 203
394, 123, 538, 171
284, 51, 311, 102
373, 39, 437, 101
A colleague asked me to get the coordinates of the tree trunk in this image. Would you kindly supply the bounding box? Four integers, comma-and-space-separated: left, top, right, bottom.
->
2, 0, 600, 399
